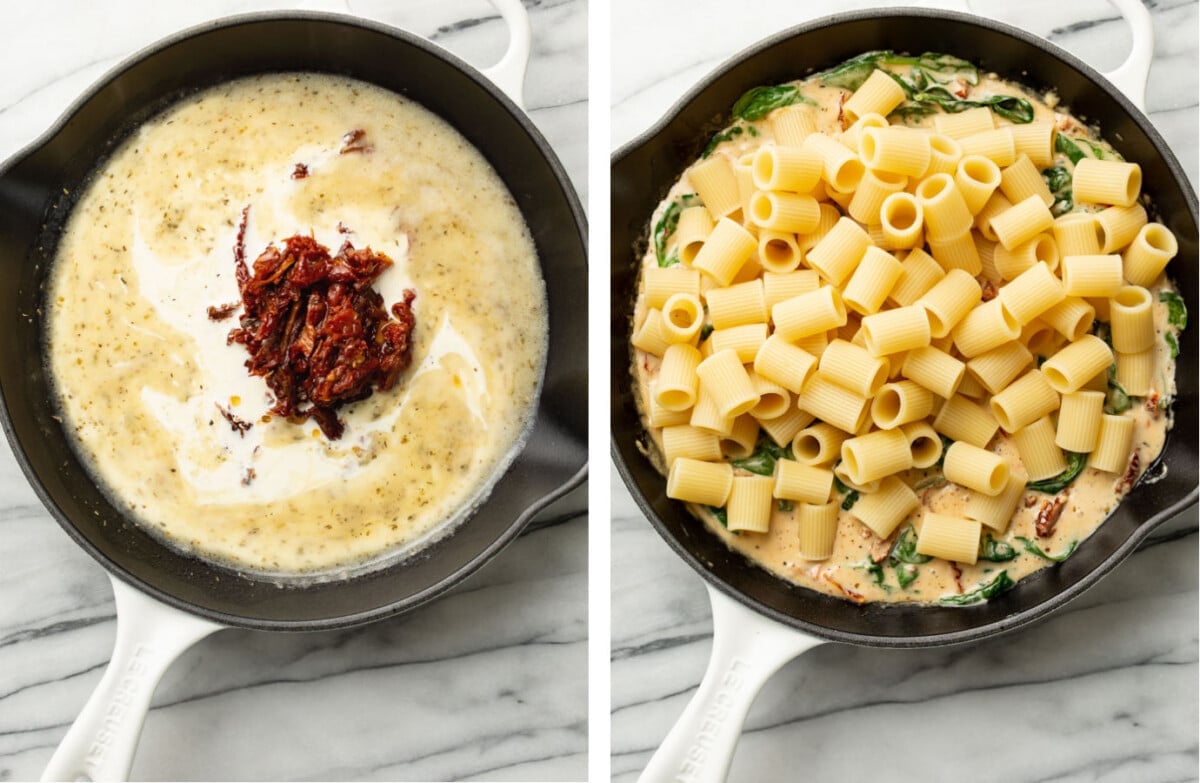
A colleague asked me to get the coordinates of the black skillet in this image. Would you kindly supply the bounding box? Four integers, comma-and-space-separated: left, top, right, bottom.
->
611, 7, 1195, 781
0, 6, 586, 781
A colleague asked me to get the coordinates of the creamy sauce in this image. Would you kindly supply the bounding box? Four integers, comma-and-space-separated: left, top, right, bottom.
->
631, 63, 1180, 604
48, 73, 547, 576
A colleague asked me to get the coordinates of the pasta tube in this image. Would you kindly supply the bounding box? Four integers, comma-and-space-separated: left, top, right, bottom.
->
851, 476, 919, 539
916, 513, 982, 564
667, 458, 733, 507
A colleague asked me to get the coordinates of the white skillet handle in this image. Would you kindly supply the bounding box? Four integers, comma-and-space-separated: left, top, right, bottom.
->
1101, 0, 1154, 111
295, 0, 532, 110
41, 576, 223, 782
638, 584, 826, 783
478, 0, 532, 110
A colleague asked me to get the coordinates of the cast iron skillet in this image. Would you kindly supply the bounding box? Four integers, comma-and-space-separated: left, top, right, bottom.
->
0, 14, 587, 629
612, 8, 1196, 648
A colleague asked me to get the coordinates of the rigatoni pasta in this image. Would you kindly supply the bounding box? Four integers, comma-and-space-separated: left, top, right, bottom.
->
695, 348, 759, 418
631, 50, 1183, 608
850, 476, 919, 539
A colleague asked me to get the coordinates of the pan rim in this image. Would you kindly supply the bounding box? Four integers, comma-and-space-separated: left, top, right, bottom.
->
611, 6, 1198, 648
0, 9, 588, 631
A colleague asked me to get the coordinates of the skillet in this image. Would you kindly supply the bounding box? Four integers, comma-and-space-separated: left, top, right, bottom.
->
0, 3, 587, 780
611, 4, 1196, 780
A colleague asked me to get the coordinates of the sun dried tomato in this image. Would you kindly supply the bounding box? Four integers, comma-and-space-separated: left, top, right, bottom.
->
339, 128, 373, 154
227, 217, 416, 440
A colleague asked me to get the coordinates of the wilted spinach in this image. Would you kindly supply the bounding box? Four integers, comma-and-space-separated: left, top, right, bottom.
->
894, 562, 919, 588
979, 534, 1019, 562
731, 436, 795, 476
707, 505, 729, 528
816, 50, 1032, 123
702, 124, 746, 158
831, 474, 860, 510
890, 525, 932, 564
652, 193, 703, 266
731, 85, 815, 121
1043, 165, 1073, 216
817, 51, 977, 91
1056, 134, 1086, 165
885, 526, 931, 590
1160, 290, 1187, 329
1027, 451, 1088, 494
1104, 364, 1133, 415
1016, 536, 1079, 562
860, 560, 889, 590
1165, 332, 1180, 359
939, 571, 1015, 605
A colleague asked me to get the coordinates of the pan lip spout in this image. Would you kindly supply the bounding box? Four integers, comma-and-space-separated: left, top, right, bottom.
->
610, 8, 1197, 648
0, 11, 588, 631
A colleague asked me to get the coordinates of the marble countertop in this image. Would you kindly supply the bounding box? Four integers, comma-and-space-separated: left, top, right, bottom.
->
611, 1, 1198, 781
0, 1, 587, 781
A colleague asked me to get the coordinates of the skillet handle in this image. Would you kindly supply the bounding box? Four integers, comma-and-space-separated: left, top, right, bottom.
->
478, 0, 533, 110
294, 0, 532, 110
1101, 0, 1154, 111
637, 584, 825, 783
41, 576, 223, 782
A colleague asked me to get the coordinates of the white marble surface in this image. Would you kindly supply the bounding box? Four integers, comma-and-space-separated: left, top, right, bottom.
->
0, 1, 587, 781
611, 1, 1198, 781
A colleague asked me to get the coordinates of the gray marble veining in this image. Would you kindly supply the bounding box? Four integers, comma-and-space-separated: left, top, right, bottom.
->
0, 1, 587, 781
610, 1, 1198, 781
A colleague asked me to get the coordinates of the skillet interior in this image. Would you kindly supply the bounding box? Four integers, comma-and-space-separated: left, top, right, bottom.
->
611, 9, 1197, 647
0, 12, 588, 631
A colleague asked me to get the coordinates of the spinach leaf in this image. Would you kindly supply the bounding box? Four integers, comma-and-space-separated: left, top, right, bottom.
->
707, 505, 729, 528
1080, 138, 1122, 161
1027, 451, 1088, 494
699, 323, 714, 341
731, 85, 814, 121
653, 202, 681, 266
817, 50, 978, 91
979, 534, 1019, 562
913, 473, 947, 491
910, 52, 979, 83
831, 474, 861, 509
905, 88, 1034, 123
860, 560, 889, 589
1104, 364, 1132, 414
702, 124, 745, 158
895, 562, 919, 589
1056, 134, 1087, 165
731, 435, 794, 476
1043, 165, 1074, 216
817, 50, 1026, 122
1165, 331, 1180, 359
889, 103, 941, 122
939, 571, 1015, 605
934, 436, 953, 469
778, 498, 795, 513
1160, 290, 1188, 329
652, 194, 702, 266
889, 525, 932, 565
818, 51, 892, 90
1016, 536, 1079, 562
1043, 166, 1072, 193
1094, 320, 1113, 347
